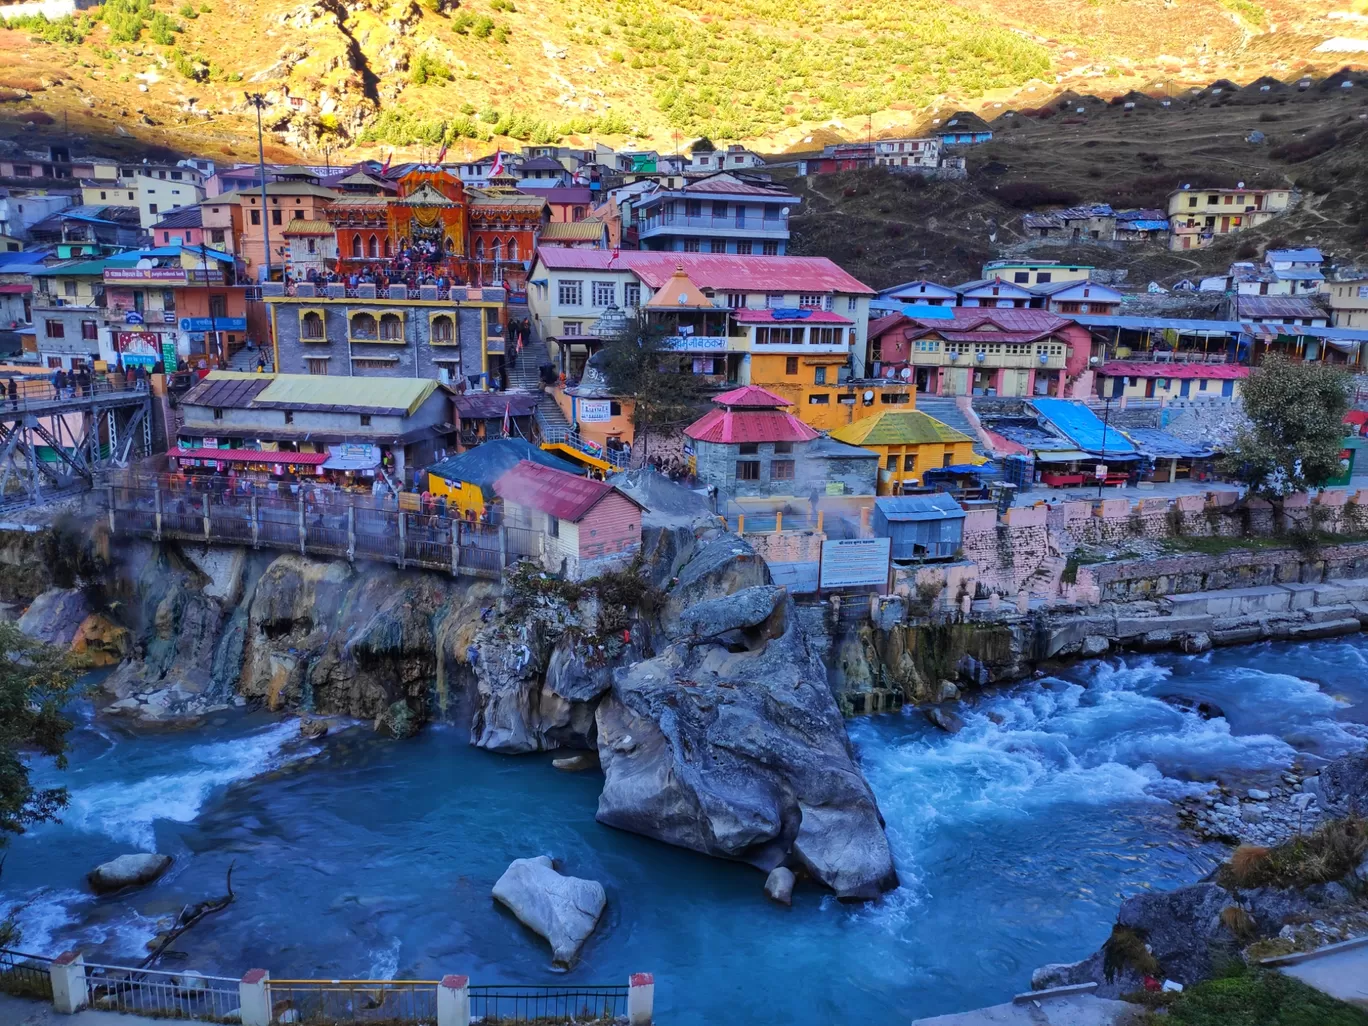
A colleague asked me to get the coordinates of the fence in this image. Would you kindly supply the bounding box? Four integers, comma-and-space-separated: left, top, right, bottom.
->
0, 373, 150, 416
103, 475, 542, 579
2, 951, 654, 1026
84, 962, 241, 1021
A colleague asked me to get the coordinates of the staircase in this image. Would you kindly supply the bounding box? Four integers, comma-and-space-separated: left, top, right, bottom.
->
504, 338, 574, 439
227, 346, 273, 373
917, 397, 980, 445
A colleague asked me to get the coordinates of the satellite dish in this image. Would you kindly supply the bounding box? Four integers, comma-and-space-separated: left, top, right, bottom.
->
899, 367, 912, 381
1237, 180, 1245, 188
678, 293, 688, 304
780, 207, 790, 217
863, 390, 874, 402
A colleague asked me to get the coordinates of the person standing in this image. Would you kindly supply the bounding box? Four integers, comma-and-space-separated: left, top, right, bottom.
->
6, 377, 16, 410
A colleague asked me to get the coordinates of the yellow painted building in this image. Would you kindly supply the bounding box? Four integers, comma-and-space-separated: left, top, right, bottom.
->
425, 438, 584, 518
830, 410, 978, 495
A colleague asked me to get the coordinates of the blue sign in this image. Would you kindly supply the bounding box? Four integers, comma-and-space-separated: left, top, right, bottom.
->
124, 312, 145, 325
180, 317, 248, 332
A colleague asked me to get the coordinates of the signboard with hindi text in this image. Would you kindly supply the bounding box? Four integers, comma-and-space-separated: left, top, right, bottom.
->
819, 537, 892, 589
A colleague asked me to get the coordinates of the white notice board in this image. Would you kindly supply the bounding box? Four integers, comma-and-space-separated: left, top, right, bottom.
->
820, 537, 892, 589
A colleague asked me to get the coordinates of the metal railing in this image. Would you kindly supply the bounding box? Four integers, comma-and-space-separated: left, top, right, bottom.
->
540, 428, 630, 470
0, 374, 151, 416
267, 979, 439, 1024
0, 949, 54, 1000
84, 961, 241, 1021
469, 984, 628, 1023
639, 213, 788, 233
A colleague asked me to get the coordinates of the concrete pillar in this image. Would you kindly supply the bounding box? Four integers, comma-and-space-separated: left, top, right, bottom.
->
498, 524, 508, 569
737, 514, 745, 536
297, 495, 306, 555
960, 594, 972, 616
775, 510, 783, 533
816, 510, 824, 533
397, 511, 407, 569
154, 484, 163, 539
451, 519, 460, 575
627, 973, 654, 1025
50, 951, 87, 1014
203, 492, 212, 542
859, 506, 871, 536
1016, 589, 1029, 614
347, 503, 356, 562
250, 494, 259, 548
239, 969, 270, 1026
107, 484, 116, 534
437, 974, 470, 1026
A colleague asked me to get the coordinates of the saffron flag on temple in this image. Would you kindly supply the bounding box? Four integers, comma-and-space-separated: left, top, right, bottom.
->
502, 402, 511, 438
436, 144, 448, 164
381, 152, 392, 173
491, 151, 505, 177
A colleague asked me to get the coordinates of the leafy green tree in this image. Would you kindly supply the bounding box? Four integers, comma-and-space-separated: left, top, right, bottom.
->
597, 312, 708, 461
1225, 355, 1351, 499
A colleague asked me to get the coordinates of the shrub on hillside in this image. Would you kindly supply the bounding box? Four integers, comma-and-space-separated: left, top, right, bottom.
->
1218, 816, 1367, 890
1270, 128, 1339, 163
993, 181, 1080, 209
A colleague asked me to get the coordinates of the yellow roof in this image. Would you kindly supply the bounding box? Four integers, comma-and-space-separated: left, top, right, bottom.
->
539, 219, 606, 241
645, 263, 713, 309
199, 370, 439, 416
284, 219, 332, 234
830, 410, 973, 447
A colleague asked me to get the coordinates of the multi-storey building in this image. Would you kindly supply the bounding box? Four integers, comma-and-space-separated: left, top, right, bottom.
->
1326, 276, 1368, 328
873, 137, 941, 169
222, 181, 338, 279
629, 173, 797, 255
686, 145, 766, 173
262, 281, 508, 389
1167, 187, 1294, 250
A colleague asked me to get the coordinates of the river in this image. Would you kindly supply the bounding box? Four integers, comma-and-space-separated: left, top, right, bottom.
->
4, 638, 1367, 1024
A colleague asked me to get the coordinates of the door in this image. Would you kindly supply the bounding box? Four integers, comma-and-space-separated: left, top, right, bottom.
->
1220, 216, 1230, 232
1222, 380, 1235, 397
1180, 378, 1191, 398
947, 367, 969, 395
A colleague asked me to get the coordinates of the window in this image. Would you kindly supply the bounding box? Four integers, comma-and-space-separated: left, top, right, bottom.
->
774, 442, 793, 454
886, 455, 898, 471
301, 312, 324, 339
1036, 272, 1052, 284
1187, 196, 1198, 208
212, 408, 224, 421
45, 319, 64, 339
572, 206, 586, 220
592, 281, 615, 307
172, 171, 183, 180
558, 280, 583, 306
359, 415, 372, 427
772, 460, 795, 481
148, 203, 158, 215
847, 296, 857, 311
1013, 272, 1029, 283
685, 199, 702, 216
735, 460, 760, 481
164, 289, 178, 312
64, 280, 77, 297
284, 411, 294, 425
305, 358, 329, 376
814, 366, 827, 384
507, 238, 518, 261
350, 313, 378, 339
808, 394, 830, 405
1199, 379, 1208, 391
211, 228, 225, 244
736, 241, 753, 254
683, 239, 701, 252
713, 202, 728, 217
623, 283, 641, 309
610, 402, 622, 416
810, 327, 843, 346
708, 239, 726, 253
903, 455, 917, 471
250, 209, 261, 225
762, 241, 779, 255
738, 443, 759, 455
99, 191, 107, 200
379, 314, 403, 340
366, 235, 378, 258
431, 315, 454, 342
562, 321, 582, 336
547, 515, 560, 538
306, 238, 316, 254
81, 319, 98, 340
785, 357, 798, 375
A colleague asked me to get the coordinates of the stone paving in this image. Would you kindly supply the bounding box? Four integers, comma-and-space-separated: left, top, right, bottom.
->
911, 993, 1141, 1026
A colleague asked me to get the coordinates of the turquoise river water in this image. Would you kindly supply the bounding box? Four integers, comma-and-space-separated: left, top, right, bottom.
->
4, 638, 1368, 1023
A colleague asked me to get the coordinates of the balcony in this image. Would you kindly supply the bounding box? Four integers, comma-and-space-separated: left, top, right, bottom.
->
637, 212, 789, 240
903, 346, 1066, 370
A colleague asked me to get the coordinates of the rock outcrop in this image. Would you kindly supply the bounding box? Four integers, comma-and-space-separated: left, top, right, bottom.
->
491, 856, 606, 968
18, 588, 91, 646
596, 578, 897, 900
88, 853, 173, 894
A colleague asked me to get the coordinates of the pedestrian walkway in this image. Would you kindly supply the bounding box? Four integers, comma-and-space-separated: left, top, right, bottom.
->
1276, 939, 1368, 1009
911, 994, 1140, 1025
0, 993, 195, 1026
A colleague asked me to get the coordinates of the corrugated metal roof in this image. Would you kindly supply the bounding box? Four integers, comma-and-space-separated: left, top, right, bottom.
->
916, 309, 1073, 333
532, 250, 875, 295
494, 459, 645, 521
1267, 248, 1323, 263
1121, 428, 1217, 459
181, 375, 273, 409
255, 374, 439, 416
830, 410, 973, 447
683, 408, 819, 444
538, 220, 606, 241
1099, 361, 1250, 380
711, 385, 792, 408
453, 394, 539, 419
427, 439, 582, 501
1030, 398, 1137, 455
1234, 295, 1327, 319
874, 494, 966, 521
284, 219, 332, 235
174, 447, 328, 466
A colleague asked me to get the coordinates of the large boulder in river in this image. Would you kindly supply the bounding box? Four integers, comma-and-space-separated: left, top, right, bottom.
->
1319, 750, 1368, 810
659, 535, 769, 635
17, 587, 90, 646
88, 853, 173, 894
595, 594, 898, 901
491, 856, 606, 968
670, 585, 787, 644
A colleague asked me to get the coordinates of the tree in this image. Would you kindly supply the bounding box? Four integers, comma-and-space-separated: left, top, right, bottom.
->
596, 312, 708, 462
0, 622, 84, 847
689, 136, 716, 154
1225, 355, 1350, 501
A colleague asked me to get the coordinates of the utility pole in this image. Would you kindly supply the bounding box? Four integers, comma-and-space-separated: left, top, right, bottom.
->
198, 242, 218, 366
1097, 394, 1113, 499
246, 93, 273, 283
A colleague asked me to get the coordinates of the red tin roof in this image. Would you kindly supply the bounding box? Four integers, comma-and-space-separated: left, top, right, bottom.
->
173, 448, 329, 465
729, 308, 852, 324
711, 385, 793, 408
1099, 361, 1251, 380
533, 250, 875, 294
494, 459, 645, 521
684, 408, 820, 445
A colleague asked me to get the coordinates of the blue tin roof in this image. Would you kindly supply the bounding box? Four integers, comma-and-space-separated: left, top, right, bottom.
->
1031, 398, 1137, 456
874, 493, 967, 521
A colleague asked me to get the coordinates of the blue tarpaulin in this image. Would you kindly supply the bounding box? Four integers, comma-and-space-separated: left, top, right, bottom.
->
1122, 428, 1217, 460
1031, 398, 1137, 456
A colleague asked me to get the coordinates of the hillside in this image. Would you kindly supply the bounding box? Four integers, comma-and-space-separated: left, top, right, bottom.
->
0, 0, 1366, 162
789, 80, 1368, 289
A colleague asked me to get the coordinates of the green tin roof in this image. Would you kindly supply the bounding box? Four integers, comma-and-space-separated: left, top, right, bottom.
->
830, 410, 973, 447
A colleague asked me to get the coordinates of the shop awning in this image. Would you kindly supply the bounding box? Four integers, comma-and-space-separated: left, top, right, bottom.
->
1032, 449, 1093, 463
174, 448, 328, 466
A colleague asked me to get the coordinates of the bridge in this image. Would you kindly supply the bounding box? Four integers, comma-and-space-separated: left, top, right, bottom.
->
103, 474, 542, 578
0, 376, 153, 510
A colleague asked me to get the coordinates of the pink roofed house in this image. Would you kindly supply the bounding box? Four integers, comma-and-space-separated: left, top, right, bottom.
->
494, 459, 648, 580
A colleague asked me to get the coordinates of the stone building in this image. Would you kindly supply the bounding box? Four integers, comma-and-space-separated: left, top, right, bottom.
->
684, 386, 877, 499
262, 282, 507, 388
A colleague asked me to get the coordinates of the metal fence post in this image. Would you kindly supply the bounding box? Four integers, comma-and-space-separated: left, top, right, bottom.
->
628, 973, 654, 1025
49, 951, 87, 1014
499, 524, 508, 569
153, 484, 163, 540
107, 484, 116, 534
250, 494, 259, 547
397, 511, 407, 569
203, 492, 212, 542
437, 975, 470, 1026
451, 519, 460, 576
239, 969, 270, 1026
347, 502, 356, 562
298, 495, 306, 555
